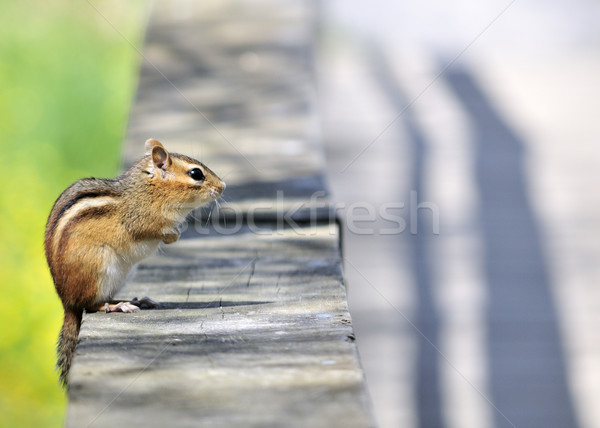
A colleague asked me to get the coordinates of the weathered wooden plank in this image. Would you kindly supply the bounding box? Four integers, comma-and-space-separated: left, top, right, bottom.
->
122, 0, 328, 219
67, 225, 373, 427
67, 0, 374, 426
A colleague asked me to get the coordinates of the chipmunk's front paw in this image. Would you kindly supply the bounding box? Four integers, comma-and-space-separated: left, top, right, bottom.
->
161, 227, 180, 244
104, 301, 140, 313
131, 296, 159, 309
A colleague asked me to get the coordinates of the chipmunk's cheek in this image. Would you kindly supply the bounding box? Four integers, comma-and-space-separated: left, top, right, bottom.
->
190, 191, 211, 206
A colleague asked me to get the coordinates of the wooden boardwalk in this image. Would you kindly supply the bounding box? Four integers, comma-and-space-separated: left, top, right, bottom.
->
66, 1, 600, 427
69, 225, 372, 427
67, 1, 374, 427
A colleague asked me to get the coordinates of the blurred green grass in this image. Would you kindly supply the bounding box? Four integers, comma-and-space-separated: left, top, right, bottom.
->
0, 1, 146, 426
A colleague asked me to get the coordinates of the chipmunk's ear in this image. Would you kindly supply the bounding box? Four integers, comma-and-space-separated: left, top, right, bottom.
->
145, 138, 164, 155
146, 138, 171, 172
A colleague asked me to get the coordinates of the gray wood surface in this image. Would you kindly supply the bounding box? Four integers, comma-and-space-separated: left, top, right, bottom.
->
66, 1, 374, 427
122, 0, 329, 221
68, 225, 372, 428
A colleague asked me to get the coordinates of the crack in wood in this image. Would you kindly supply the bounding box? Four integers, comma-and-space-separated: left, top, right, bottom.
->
246, 254, 258, 288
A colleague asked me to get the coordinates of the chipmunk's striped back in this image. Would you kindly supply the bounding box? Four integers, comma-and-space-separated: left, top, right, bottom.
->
44, 178, 122, 277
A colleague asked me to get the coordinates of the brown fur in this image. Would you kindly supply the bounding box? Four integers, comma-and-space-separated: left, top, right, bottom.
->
56, 308, 83, 388
45, 139, 224, 387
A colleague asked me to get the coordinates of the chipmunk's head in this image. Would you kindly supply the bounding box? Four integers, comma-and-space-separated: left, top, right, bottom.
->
142, 138, 225, 214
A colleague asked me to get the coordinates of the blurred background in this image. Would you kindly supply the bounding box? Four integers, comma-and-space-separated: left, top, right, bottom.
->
318, 1, 600, 427
1, 1, 600, 427
0, 1, 145, 426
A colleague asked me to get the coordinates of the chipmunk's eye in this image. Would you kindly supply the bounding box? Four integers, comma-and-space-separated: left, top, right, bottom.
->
188, 168, 205, 182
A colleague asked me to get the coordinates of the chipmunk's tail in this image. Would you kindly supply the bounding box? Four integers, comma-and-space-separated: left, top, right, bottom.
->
57, 307, 83, 388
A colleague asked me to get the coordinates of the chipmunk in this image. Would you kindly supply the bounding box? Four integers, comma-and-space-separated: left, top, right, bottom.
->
45, 139, 225, 387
